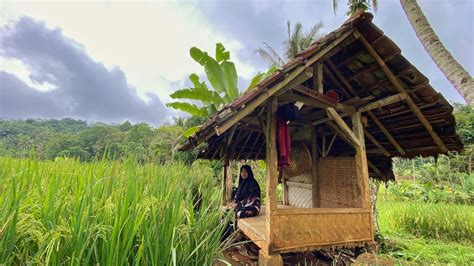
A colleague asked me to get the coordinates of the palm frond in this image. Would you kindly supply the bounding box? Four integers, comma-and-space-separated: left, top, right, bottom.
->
256, 41, 285, 67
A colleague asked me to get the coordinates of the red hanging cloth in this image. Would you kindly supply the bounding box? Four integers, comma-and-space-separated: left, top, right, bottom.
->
276, 114, 291, 169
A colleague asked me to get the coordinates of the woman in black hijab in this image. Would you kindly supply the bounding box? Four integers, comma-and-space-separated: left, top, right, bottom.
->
230, 165, 261, 219
221, 165, 261, 242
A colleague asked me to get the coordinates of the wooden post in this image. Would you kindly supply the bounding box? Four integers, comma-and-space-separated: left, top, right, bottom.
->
351, 112, 371, 209
351, 111, 373, 240
311, 125, 319, 207
222, 144, 231, 205
315, 62, 324, 94
282, 171, 289, 205
265, 97, 278, 252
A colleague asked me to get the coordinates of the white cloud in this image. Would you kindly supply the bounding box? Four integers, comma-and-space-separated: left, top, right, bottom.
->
0, 1, 256, 102
0, 57, 57, 91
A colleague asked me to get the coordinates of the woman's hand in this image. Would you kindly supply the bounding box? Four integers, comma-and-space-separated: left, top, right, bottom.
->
229, 202, 237, 209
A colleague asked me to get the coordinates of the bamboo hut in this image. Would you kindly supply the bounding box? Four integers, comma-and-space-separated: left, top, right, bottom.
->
178, 13, 463, 264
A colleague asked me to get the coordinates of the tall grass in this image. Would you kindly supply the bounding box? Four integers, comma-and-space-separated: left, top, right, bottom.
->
378, 200, 473, 243
0, 156, 229, 265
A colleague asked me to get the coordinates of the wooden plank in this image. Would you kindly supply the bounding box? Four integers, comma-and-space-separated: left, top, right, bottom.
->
326, 107, 360, 148
326, 59, 406, 156
358, 33, 448, 153
274, 67, 314, 96
358, 92, 408, 113
311, 125, 319, 207
317, 62, 323, 94
265, 97, 278, 249
364, 129, 391, 157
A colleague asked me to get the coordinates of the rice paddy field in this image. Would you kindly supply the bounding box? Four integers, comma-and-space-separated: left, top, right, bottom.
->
0, 156, 230, 265
377, 186, 474, 264
1, 156, 473, 265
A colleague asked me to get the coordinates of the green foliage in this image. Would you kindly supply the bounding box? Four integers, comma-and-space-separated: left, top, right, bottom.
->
453, 103, 474, 145
0, 119, 192, 164
256, 21, 324, 67
332, 0, 378, 16
0, 157, 230, 265
386, 179, 473, 204
377, 196, 474, 264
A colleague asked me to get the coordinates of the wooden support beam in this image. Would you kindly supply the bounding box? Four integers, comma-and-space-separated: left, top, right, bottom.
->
368, 160, 388, 180
323, 64, 351, 98
364, 129, 391, 157
245, 132, 262, 160
326, 107, 360, 148
236, 131, 254, 159
322, 135, 326, 158
215, 65, 310, 136
351, 112, 371, 211
358, 33, 448, 153
358, 92, 408, 113
305, 29, 356, 67
311, 125, 319, 207
367, 111, 406, 156
274, 67, 314, 97
316, 62, 323, 94
265, 97, 278, 249
326, 60, 358, 96
324, 133, 338, 157
327, 59, 406, 156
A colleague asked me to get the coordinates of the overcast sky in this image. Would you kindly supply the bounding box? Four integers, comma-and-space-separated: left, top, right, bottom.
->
0, 0, 472, 125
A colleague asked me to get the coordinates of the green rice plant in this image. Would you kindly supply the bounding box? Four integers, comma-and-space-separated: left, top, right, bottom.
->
0, 156, 230, 265
377, 199, 474, 264
378, 200, 473, 243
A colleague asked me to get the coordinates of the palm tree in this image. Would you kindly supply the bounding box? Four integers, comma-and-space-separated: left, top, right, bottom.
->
332, 0, 378, 16
256, 21, 324, 67
399, 0, 473, 106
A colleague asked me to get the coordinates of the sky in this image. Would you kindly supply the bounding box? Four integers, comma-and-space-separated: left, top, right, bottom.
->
0, 0, 472, 125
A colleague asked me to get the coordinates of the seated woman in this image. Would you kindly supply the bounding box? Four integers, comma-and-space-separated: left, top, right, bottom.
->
230, 165, 261, 219
222, 165, 261, 242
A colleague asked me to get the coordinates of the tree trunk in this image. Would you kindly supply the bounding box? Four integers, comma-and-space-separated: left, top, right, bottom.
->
400, 0, 473, 105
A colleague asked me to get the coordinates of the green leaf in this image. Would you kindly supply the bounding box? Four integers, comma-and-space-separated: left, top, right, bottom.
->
244, 72, 265, 93
215, 43, 230, 62
169, 87, 224, 105
190, 47, 226, 94
221, 61, 238, 101
183, 126, 201, 138
166, 102, 208, 117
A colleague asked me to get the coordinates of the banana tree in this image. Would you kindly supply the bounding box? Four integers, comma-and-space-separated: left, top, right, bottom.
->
168, 43, 266, 137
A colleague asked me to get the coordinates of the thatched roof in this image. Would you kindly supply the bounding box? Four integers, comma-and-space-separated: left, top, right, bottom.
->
178, 12, 463, 181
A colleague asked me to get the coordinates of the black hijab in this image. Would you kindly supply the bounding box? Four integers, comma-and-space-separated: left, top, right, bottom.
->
234, 165, 261, 202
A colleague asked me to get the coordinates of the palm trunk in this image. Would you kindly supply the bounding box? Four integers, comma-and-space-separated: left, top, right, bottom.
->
400, 0, 473, 106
